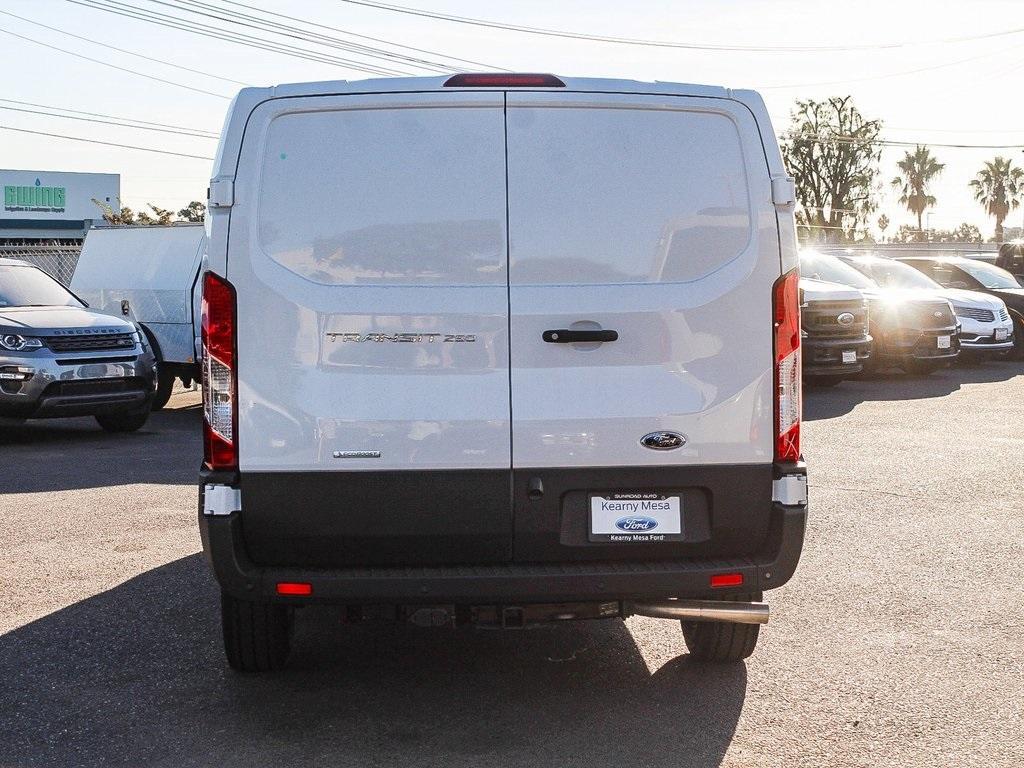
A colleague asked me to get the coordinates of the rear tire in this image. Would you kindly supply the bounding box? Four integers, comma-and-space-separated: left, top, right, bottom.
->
95, 408, 150, 433
150, 371, 175, 411
681, 591, 762, 662
221, 591, 292, 672
1011, 316, 1024, 360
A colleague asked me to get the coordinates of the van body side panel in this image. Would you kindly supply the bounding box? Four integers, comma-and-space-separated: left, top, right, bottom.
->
228, 93, 513, 565
504, 93, 778, 561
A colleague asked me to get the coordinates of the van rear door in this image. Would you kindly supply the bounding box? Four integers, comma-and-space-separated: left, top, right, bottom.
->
504, 92, 779, 561
228, 92, 512, 566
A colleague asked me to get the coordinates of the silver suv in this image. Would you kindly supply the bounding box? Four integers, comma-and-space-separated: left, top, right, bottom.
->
0, 258, 157, 432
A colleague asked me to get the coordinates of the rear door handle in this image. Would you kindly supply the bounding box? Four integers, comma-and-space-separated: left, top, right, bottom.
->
542, 329, 618, 343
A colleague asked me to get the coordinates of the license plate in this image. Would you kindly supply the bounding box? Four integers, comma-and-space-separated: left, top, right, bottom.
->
995, 327, 1009, 341
937, 335, 951, 349
589, 493, 683, 542
842, 350, 857, 364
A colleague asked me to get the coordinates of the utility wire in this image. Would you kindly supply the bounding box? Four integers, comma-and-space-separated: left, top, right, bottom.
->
155, 0, 459, 73
335, 0, 1024, 53
0, 27, 231, 98
217, 0, 504, 71
780, 132, 1024, 150
0, 125, 215, 160
0, 98, 219, 136
68, 0, 413, 75
0, 8, 251, 86
0, 105, 218, 139
763, 44, 1020, 89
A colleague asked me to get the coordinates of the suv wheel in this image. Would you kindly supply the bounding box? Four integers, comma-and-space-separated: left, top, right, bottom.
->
95, 408, 151, 432
221, 591, 293, 672
681, 591, 762, 662
151, 372, 175, 411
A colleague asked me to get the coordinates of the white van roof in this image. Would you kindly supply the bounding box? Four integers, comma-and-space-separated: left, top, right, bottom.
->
251, 74, 734, 100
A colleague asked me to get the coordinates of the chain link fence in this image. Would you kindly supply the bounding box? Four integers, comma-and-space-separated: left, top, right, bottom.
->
0, 244, 82, 285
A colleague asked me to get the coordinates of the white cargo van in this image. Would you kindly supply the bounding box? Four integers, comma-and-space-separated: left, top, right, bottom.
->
199, 73, 808, 672
72, 224, 205, 409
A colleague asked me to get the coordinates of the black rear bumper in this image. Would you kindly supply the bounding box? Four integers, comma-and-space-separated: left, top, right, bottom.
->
199, 500, 806, 605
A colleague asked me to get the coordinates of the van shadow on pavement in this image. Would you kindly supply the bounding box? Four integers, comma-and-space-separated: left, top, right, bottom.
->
0, 554, 747, 768
0, 401, 200, 494
804, 359, 1023, 421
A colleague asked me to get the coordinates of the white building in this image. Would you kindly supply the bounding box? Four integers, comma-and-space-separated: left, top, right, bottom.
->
0, 168, 119, 243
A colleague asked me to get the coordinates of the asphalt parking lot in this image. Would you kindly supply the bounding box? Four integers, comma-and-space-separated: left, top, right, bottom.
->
2, 366, 1023, 768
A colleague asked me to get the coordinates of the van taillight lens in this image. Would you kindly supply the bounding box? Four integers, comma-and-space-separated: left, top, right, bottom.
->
773, 269, 801, 463
201, 271, 237, 470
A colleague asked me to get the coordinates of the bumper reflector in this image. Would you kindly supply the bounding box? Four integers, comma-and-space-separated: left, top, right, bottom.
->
710, 573, 744, 588
276, 582, 312, 596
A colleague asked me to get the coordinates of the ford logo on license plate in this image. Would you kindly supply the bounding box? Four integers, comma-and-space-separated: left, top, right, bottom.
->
615, 516, 659, 532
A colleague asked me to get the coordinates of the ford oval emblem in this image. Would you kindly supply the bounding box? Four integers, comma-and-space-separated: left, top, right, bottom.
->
616, 516, 659, 532
640, 431, 686, 450
836, 312, 855, 326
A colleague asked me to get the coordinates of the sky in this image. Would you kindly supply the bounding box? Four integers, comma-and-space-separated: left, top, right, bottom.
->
1, 0, 1023, 238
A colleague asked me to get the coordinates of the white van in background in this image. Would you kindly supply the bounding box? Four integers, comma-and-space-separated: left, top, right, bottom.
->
198, 73, 808, 672
71, 224, 205, 409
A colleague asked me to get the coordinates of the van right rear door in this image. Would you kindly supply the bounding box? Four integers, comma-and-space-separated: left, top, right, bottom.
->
504, 92, 781, 562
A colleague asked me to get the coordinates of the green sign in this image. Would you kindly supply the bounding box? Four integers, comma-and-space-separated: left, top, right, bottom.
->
3, 184, 66, 210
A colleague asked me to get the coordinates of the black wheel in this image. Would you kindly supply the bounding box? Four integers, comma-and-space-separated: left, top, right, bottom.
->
151, 371, 175, 411
804, 374, 845, 388
681, 592, 762, 662
95, 408, 150, 433
221, 591, 292, 672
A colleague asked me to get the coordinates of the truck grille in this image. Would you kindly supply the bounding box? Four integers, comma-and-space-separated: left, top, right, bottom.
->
802, 299, 868, 339
45, 333, 135, 353
955, 307, 995, 322
909, 302, 955, 329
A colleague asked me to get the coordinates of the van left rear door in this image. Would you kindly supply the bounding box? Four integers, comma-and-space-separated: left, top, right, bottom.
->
227, 92, 513, 567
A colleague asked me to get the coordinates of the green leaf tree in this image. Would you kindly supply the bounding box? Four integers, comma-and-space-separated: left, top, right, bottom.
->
891, 145, 944, 241
177, 201, 206, 222
969, 156, 1024, 242
877, 213, 890, 241
780, 96, 883, 243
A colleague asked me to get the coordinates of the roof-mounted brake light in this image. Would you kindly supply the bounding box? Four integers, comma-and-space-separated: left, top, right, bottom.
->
443, 73, 565, 88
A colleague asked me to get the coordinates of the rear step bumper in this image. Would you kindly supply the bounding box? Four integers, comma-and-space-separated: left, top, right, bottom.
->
199, 501, 806, 605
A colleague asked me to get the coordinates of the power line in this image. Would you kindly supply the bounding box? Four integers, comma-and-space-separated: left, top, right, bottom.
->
0, 27, 230, 98
780, 132, 1024, 150
68, 0, 416, 75
0, 125, 215, 160
762, 44, 1020, 89
0, 8, 251, 86
217, 0, 503, 71
0, 98, 219, 137
0, 105, 218, 139
335, 0, 1024, 53
156, 0, 460, 73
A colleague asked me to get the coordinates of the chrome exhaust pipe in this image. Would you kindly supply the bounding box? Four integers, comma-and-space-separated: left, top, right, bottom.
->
627, 599, 769, 625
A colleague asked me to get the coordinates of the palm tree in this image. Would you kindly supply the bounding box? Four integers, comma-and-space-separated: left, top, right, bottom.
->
970, 157, 1024, 242
891, 145, 944, 241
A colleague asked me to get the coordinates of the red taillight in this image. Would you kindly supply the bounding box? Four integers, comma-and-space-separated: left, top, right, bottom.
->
443, 73, 565, 88
276, 582, 313, 596
710, 573, 744, 588
773, 269, 801, 463
201, 271, 237, 471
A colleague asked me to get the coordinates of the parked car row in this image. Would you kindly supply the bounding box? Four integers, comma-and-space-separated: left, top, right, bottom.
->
799, 249, 1020, 385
